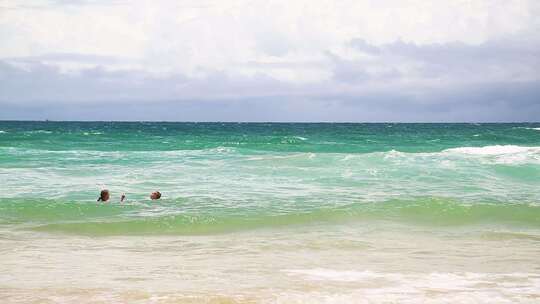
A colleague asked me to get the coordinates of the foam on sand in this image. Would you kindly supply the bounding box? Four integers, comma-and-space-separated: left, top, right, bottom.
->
283, 269, 540, 303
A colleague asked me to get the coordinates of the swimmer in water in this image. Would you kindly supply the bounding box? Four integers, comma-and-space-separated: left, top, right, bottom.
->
97, 189, 110, 202
97, 189, 126, 202
150, 191, 161, 200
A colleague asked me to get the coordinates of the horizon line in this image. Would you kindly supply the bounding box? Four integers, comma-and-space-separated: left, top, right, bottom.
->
1, 120, 539, 124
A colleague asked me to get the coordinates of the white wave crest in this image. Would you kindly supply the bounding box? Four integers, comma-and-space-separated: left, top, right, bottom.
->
515, 127, 540, 131
443, 145, 540, 156
26, 130, 53, 134
441, 145, 540, 164
369, 146, 540, 165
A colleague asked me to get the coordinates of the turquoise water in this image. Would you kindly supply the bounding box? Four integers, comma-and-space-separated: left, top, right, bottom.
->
1, 122, 540, 303
1, 122, 540, 235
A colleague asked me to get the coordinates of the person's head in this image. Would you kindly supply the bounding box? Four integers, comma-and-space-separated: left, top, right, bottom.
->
150, 191, 161, 200
97, 189, 110, 202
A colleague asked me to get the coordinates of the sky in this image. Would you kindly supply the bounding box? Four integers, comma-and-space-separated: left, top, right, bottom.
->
0, 0, 539, 122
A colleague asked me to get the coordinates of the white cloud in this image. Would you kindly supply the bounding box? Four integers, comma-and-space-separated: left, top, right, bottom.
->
2, 0, 538, 74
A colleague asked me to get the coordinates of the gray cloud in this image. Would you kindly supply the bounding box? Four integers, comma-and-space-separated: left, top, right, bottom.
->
3, 82, 538, 122
1, 29, 539, 122
340, 34, 540, 84
0, 60, 296, 104
1, 57, 539, 122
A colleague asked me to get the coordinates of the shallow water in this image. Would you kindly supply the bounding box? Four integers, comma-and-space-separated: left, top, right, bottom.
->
1, 122, 539, 303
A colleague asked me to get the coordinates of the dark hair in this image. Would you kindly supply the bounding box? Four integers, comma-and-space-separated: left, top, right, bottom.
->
97, 189, 109, 201
155, 191, 161, 199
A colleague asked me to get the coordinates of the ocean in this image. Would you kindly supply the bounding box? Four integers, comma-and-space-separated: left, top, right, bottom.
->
1, 121, 539, 303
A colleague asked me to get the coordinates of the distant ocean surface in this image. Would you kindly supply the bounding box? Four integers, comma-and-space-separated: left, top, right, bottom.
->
1, 121, 540, 303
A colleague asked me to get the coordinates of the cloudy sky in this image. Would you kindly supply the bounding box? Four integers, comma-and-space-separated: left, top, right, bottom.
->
1, 0, 539, 121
